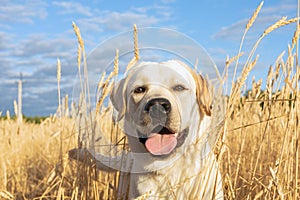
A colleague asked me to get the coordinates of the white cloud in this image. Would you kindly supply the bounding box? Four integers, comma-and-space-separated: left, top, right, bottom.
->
212, 19, 247, 41
0, 0, 48, 24
12, 34, 75, 58
0, 31, 15, 50
77, 10, 168, 34
262, 3, 297, 16
53, 1, 93, 16
99, 11, 159, 30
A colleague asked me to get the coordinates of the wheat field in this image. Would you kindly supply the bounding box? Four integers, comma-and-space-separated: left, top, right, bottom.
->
0, 2, 300, 199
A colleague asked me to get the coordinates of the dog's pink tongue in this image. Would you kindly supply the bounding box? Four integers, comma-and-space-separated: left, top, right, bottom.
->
145, 134, 177, 155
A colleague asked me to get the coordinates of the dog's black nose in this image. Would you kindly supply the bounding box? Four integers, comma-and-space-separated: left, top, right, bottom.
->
144, 98, 171, 114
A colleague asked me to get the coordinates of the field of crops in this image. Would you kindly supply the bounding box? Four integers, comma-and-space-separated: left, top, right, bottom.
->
0, 2, 299, 200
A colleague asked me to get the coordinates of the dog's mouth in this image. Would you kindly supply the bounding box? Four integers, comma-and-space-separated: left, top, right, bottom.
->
138, 125, 188, 156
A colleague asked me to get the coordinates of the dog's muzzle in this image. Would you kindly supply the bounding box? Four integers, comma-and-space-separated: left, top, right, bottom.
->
137, 97, 188, 156
138, 126, 188, 156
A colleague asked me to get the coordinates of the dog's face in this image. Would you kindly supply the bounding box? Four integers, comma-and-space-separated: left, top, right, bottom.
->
111, 60, 212, 157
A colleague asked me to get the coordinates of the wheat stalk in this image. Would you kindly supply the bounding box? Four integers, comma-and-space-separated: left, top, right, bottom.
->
114, 48, 119, 75
243, 17, 299, 81
65, 94, 69, 117
126, 24, 139, 72
72, 22, 84, 51
229, 55, 259, 113
97, 71, 107, 93
57, 58, 61, 82
77, 44, 82, 72
72, 22, 90, 109
246, 1, 264, 30
293, 3, 299, 198
13, 100, 18, 117
262, 17, 298, 38
292, 24, 300, 49
226, 52, 244, 67
96, 49, 119, 115
0, 191, 14, 200
56, 58, 63, 171
134, 24, 139, 61
231, 1, 264, 94
6, 110, 10, 120
57, 58, 61, 118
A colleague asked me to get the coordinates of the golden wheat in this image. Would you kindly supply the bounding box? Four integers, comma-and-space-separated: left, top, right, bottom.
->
126, 24, 139, 72
96, 49, 119, 115
231, 1, 264, 86
72, 22, 84, 51
1, 3, 300, 200
246, 1, 264, 30
225, 52, 244, 67
262, 17, 299, 38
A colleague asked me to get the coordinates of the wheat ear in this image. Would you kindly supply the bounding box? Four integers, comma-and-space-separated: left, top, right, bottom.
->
246, 1, 264, 30
262, 17, 298, 38
72, 22, 91, 108
226, 52, 244, 68
96, 49, 119, 115
244, 17, 299, 77
232, 1, 264, 91
134, 24, 139, 61
126, 24, 139, 72
72, 22, 84, 50
292, 23, 300, 49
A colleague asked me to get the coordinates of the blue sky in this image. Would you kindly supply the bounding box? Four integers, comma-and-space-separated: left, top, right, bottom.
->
0, 0, 298, 116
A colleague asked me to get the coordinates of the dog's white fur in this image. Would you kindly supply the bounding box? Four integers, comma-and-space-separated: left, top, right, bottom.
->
70, 60, 223, 199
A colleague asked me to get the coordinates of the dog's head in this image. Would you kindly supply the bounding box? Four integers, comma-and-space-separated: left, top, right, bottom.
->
111, 60, 212, 157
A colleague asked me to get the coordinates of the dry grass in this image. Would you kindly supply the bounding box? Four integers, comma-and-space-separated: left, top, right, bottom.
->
1, 3, 300, 200
0, 117, 76, 199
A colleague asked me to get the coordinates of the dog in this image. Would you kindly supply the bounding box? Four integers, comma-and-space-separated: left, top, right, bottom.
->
70, 60, 223, 199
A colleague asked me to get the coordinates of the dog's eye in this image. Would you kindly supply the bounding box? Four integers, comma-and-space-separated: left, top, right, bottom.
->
134, 86, 146, 94
173, 85, 186, 92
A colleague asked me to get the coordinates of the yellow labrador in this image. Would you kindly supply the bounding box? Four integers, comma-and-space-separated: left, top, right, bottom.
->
70, 60, 223, 199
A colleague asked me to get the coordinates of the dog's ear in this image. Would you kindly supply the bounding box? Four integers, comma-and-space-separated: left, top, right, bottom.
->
194, 74, 212, 116
110, 78, 127, 121
173, 60, 213, 116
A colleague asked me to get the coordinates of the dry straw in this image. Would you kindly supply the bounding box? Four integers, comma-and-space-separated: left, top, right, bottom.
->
133, 24, 139, 61
231, 1, 264, 86
13, 100, 18, 116
231, 55, 259, 101
262, 17, 298, 38
72, 21, 91, 109
57, 58, 61, 82
246, 1, 264, 30
292, 23, 300, 49
97, 71, 107, 93
126, 24, 139, 72
6, 110, 10, 120
77, 44, 82, 72
242, 17, 299, 84
96, 49, 119, 115
57, 58, 61, 118
72, 22, 84, 51
226, 52, 244, 68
